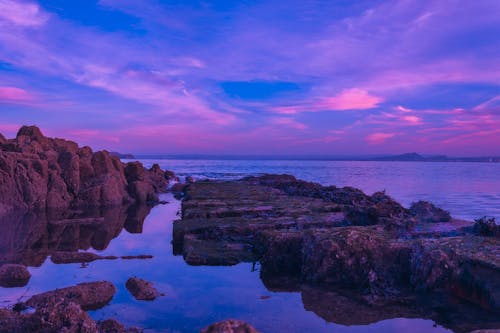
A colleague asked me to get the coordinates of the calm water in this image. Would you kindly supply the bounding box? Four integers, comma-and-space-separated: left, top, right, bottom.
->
135, 159, 500, 221
1, 159, 499, 332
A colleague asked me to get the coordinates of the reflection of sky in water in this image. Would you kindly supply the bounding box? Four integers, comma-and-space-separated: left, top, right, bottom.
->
136, 160, 500, 221
0, 193, 453, 332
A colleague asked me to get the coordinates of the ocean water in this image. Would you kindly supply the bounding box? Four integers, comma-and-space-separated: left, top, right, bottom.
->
1, 159, 499, 332
135, 159, 500, 221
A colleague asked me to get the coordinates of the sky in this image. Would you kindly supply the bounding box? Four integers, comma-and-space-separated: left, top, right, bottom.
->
0, 0, 499, 156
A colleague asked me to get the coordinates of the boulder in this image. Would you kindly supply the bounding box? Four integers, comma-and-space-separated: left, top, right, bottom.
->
26, 281, 116, 310
125, 277, 159, 301
410, 201, 451, 223
0, 264, 31, 287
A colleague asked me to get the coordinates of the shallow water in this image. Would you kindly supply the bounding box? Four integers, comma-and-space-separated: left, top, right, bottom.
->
0, 194, 453, 332
1, 160, 500, 332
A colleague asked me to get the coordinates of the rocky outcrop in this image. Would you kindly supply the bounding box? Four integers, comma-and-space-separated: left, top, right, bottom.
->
0, 264, 31, 287
0, 126, 175, 216
200, 319, 259, 333
173, 175, 500, 328
125, 277, 159, 301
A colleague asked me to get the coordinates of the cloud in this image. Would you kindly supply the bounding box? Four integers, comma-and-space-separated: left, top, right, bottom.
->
366, 132, 397, 145
0, 86, 34, 103
0, 0, 48, 26
273, 88, 383, 114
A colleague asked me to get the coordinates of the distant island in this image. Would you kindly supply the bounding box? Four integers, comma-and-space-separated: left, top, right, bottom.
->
369, 152, 500, 163
131, 152, 500, 163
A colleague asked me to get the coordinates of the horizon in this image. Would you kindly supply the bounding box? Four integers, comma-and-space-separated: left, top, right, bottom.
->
1, 1, 500, 155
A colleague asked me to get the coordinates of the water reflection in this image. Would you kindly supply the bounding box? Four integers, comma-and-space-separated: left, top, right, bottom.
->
0, 195, 497, 332
0, 204, 151, 266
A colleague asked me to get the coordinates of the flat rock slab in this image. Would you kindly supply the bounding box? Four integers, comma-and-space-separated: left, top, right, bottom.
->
26, 281, 116, 311
0, 264, 31, 287
125, 277, 159, 301
174, 176, 500, 319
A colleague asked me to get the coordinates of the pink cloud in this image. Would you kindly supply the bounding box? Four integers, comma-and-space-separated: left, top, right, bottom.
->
274, 88, 383, 114
0, 0, 48, 26
366, 132, 397, 145
0, 86, 34, 103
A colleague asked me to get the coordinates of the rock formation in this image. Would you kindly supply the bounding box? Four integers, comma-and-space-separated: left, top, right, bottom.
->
173, 175, 500, 332
0, 125, 175, 216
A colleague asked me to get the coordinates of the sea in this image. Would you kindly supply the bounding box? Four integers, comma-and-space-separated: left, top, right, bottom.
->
136, 159, 500, 221
1, 159, 499, 332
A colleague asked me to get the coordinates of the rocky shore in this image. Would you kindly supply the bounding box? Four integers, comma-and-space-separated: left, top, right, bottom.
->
173, 175, 500, 332
1, 126, 499, 332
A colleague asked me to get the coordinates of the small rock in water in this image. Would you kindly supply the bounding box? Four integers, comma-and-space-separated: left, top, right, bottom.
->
0, 264, 31, 288
200, 319, 259, 333
125, 277, 160, 301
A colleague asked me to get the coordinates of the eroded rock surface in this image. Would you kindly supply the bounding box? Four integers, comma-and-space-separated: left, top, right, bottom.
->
174, 175, 500, 332
0, 126, 175, 216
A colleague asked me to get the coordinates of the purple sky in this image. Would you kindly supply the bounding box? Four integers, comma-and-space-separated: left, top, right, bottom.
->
0, 0, 499, 156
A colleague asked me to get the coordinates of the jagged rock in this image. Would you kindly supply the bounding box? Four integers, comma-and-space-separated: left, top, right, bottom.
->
125, 277, 159, 301
410, 201, 451, 223
0, 126, 175, 216
200, 319, 259, 333
0, 264, 31, 287
26, 281, 116, 311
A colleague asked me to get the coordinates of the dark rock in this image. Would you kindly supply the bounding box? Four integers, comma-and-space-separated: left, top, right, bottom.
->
170, 182, 186, 198
0, 264, 31, 287
26, 281, 116, 310
410, 201, 451, 223
472, 217, 500, 237
125, 277, 159, 301
164, 170, 177, 181
200, 319, 259, 333
98, 319, 126, 333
